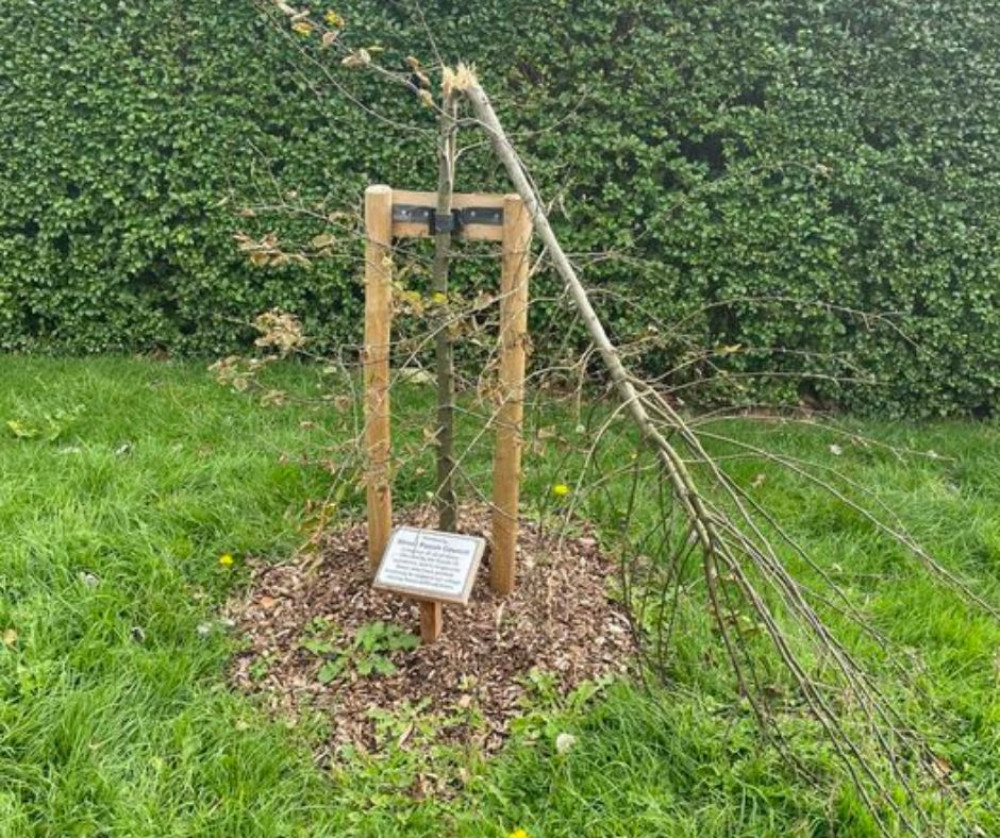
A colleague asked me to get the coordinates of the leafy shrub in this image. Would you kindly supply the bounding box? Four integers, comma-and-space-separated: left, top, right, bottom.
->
2, 1, 999, 415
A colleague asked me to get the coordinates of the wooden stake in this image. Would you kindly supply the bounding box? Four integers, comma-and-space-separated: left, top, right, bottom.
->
364, 184, 394, 571
419, 601, 443, 644
490, 194, 532, 594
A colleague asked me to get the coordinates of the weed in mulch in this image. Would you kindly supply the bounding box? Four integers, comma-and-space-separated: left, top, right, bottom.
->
225, 504, 635, 757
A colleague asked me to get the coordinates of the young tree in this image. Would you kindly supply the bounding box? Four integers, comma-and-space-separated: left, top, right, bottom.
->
431, 84, 459, 531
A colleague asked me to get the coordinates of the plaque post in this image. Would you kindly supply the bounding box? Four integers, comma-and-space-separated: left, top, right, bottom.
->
419, 601, 443, 644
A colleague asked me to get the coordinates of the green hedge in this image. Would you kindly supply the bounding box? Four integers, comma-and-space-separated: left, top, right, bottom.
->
2, 1, 999, 416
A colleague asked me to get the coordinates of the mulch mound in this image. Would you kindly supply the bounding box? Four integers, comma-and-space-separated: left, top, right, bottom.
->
224, 504, 635, 755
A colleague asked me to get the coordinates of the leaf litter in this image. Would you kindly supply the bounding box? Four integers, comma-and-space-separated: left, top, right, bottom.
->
224, 504, 634, 756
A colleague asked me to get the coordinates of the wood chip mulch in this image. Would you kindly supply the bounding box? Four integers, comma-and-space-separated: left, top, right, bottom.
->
224, 504, 635, 756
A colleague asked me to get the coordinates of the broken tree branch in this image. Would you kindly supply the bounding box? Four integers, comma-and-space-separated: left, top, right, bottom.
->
458, 68, 968, 836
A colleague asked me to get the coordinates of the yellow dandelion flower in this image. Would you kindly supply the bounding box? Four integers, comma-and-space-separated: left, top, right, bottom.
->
325, 10, 345, 27
292, 21, 314, 36
219, 552, 235, 567
431, 291, 447, 304
508, 830, 529, 838
552, 483, 571, 497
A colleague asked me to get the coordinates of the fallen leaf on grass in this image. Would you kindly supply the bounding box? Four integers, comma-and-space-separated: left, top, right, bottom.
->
6, 420, 38, 439
931, 755, 952, 779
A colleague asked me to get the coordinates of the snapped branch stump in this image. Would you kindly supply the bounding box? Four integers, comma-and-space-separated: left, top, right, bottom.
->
363, 184, 533, 642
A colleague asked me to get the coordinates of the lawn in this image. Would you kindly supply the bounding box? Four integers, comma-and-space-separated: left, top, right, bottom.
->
1, 357, 998, 837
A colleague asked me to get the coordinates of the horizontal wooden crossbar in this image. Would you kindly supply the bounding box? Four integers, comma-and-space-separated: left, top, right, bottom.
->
390, 189, 507, 242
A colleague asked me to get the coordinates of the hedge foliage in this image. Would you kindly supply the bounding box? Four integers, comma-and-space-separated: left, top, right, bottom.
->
2, 1, 1000, 415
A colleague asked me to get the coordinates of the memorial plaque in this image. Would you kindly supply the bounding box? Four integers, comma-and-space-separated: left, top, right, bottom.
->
373, 526, 486, 606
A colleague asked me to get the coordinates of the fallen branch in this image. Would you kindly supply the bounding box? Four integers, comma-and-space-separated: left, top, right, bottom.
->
459, 67, 984, 836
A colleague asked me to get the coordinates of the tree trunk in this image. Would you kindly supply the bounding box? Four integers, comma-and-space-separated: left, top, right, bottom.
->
433, 94, 459, 531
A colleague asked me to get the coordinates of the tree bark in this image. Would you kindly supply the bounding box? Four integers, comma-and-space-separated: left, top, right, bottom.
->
432, 94, 459, 532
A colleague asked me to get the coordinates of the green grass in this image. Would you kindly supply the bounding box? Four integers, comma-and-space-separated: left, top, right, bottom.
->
1, 357, 998, 836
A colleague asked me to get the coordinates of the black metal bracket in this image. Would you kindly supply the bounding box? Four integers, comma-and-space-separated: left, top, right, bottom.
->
434, 212, 457, 234
393, 203, 504, 235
